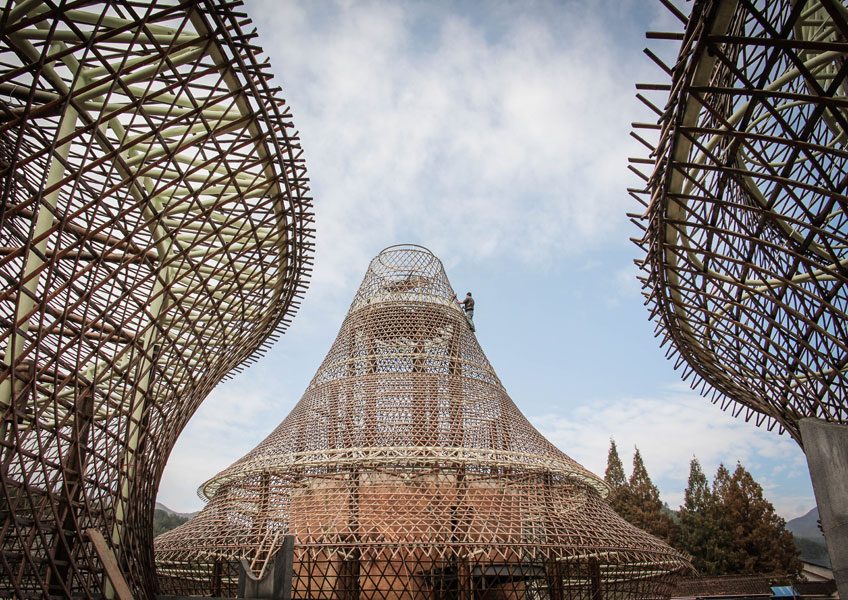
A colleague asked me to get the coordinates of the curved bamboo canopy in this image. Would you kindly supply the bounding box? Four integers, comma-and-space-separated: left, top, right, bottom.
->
632, 0, 848, 443
0, 1, 313, 596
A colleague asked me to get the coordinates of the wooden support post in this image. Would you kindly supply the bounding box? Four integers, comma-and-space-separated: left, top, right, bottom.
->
546, 561, 563, 600
457, 557, 471, 600
238, 535, 294, 600
211, 559, 223, 597
87, 528, 134, 600
346, 467, 361, 600
50, 388, 95, 595
589, 557, 602, 600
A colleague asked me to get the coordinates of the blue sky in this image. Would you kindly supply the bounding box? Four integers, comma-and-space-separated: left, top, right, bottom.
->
157, 0, 815, 520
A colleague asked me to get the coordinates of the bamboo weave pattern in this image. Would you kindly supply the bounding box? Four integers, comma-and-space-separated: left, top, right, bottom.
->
632, 0, 848, 442
156, 245, 692, 599
0, 1, 313, 597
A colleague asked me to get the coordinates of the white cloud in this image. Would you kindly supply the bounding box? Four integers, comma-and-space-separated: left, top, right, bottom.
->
158, 1, 816, 526
528, 385, 813, 518
245, 0, 659, 304
157, 374, 298, 512
606, 262, 644, 307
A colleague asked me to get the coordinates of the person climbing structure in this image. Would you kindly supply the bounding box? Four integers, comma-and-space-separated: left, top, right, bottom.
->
456, 292, 475, 332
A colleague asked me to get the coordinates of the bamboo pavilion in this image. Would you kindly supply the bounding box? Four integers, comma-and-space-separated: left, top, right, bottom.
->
156, 245, 691, 599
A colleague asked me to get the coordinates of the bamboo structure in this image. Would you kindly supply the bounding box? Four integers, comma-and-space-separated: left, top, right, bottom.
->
630, 0, 848, 592
630, 0, 848, 443
155, 245, 692, 599
0, 1, 313, 598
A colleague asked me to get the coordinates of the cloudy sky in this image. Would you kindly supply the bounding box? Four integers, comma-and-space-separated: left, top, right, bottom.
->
157, 0, 815, 521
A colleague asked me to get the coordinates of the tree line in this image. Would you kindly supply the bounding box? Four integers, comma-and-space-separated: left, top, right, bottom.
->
153, 507, 192, 537
605, 440, 802, 576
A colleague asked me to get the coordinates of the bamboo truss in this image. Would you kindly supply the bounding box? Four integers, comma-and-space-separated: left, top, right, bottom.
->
630, 0, 848, 443
155, 245, 692, 599
0, 1, 313, 597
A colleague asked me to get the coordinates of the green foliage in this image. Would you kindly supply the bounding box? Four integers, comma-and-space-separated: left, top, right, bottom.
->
153, 508, 190, 537
603, 442, 678, 546
712, 463, 802, 576
678, 458, 731, 574
625, 448, 679, 545
605, 439, 633, 521
604, 442, 803, 578
605, 439, 627, 489
630, 449, 659, 504
677, 459, 801, 576
684, 458, 710, 512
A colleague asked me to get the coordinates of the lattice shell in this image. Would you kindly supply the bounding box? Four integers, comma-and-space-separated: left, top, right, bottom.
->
155, 245, 692, 599
0, 1, 313, 597
633, 0, 848, 443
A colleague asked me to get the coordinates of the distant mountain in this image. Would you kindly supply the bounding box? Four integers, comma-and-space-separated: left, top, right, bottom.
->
153, 503, 198, 537
793, 535, 831, 568
787, 507, 831, 568
155, 502, 199, 520
787, 507, 823, 539
661, 503, 680, 523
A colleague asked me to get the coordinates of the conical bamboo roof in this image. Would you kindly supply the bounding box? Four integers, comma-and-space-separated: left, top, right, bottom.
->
156, 244, 691, 598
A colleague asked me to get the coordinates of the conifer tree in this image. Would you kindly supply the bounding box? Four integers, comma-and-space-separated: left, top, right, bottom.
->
712, 462, 801, 576
605, 439, 627, 488
678, 458, 728, 574
605, 445, 678, 545
605, 439, 632, 518
713, 463, 731, 493
625, 448, 679, 545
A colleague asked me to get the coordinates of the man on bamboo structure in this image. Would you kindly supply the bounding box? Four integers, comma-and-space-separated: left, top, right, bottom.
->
456, 292, 475, 332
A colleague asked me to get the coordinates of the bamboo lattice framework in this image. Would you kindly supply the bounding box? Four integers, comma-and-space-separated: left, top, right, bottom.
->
0, 1, 313, 597
155, 245, 692, 600
630, 0, 848, 443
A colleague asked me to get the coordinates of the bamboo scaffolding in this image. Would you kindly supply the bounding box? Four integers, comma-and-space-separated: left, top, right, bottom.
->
155, 245, 692, 600
631, 0, 848, 443
0, 1, 313, 597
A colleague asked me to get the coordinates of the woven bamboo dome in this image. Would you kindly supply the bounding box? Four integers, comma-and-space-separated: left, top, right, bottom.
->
0, 1, 312, 597
155, 245, 691, 599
